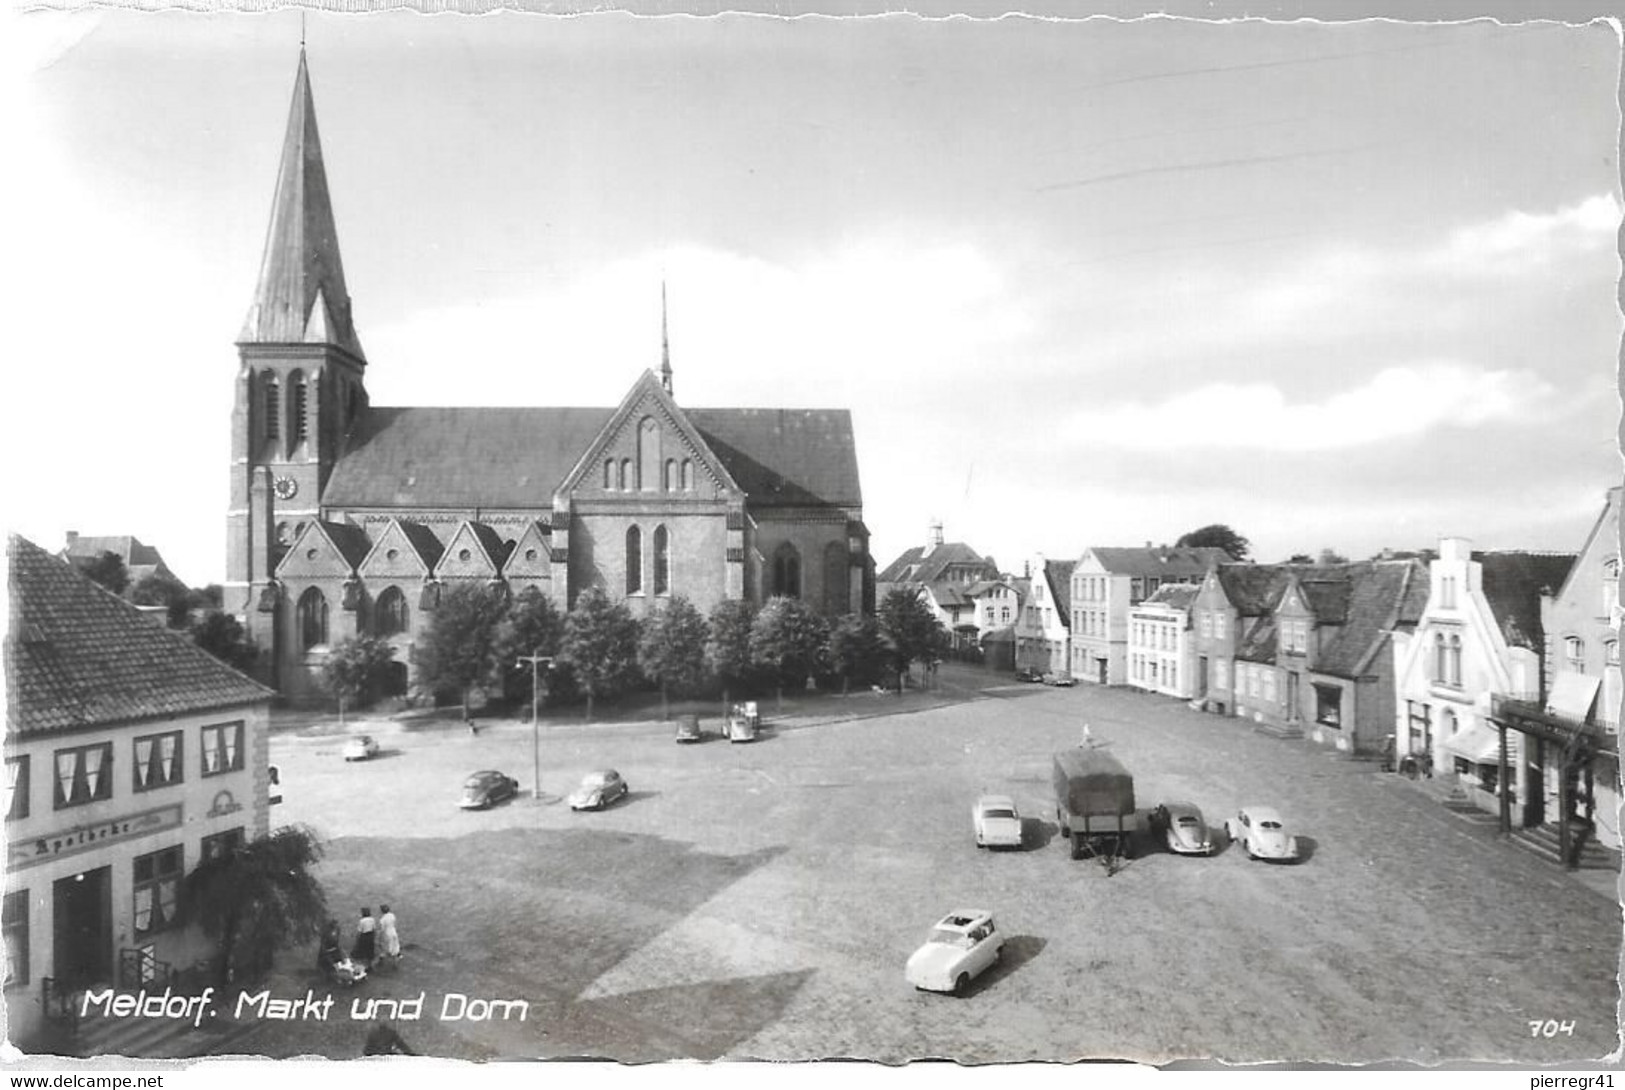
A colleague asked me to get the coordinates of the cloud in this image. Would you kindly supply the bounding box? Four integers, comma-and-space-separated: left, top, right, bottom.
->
1063, 361, 1554, 453
1434, 193, 1621, 270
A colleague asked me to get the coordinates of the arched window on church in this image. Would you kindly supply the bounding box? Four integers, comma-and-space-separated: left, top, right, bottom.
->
681, 459, 693, 491
653, 526, 669, 595
773, 543, 801, 599
263, 372, 281, 443
620, 458, 631, 492
665, 459, 677, 492
375, 586, 409, 637
824, 541, 847, 614
639, 418, 660, 492
605, 459, 616, 490
297, 587, 329, 651
626, 526, 643, 595
289, 370, 308, 447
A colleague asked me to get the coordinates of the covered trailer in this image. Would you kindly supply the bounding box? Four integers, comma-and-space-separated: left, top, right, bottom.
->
1053, 747, 1138, 860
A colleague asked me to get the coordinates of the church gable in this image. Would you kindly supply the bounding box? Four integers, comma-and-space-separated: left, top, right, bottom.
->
358, 518, 443, 581
561, 370, 739, 502
277, 520, 369, 579
501, 521, 553, 580
437, 521, 506, 580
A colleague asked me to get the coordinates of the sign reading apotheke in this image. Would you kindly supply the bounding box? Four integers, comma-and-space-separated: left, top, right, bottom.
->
9, 803, 183, 870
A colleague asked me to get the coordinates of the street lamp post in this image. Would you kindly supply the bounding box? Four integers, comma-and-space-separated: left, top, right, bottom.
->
516, 653, 552, 801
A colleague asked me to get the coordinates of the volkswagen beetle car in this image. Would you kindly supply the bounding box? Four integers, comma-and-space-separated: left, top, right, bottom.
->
905, 910, 1004, 995
1042, 672, 1076, 687
459, 770, 519, 810
674, 715, 703, 743
342, 734, 380, 762
568, 769, 629, 811
972, 795, 1023, 849
1149, 802, 1213, 855
1014, 667, 1044, 683
1225, 805, 1300, 861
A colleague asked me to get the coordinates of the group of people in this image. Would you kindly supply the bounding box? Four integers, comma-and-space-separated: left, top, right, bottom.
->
317, 904, 402, 986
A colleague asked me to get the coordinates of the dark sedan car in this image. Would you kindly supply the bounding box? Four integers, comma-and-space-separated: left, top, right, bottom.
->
459, 770, 519, 810
1014, 667, 1045, 683
1149, 801, 1214, 855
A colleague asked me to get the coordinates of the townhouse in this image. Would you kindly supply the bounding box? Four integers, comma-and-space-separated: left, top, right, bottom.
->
1127, 584, 1200, 698
1070, 546, 1227, 686
1017, 556, 1074, 676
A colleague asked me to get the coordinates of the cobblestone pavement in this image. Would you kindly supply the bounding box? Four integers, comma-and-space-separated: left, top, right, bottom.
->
229, 670, 1622, 1065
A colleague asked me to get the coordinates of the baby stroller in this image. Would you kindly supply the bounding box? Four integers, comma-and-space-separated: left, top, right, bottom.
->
317, 924, 369, 987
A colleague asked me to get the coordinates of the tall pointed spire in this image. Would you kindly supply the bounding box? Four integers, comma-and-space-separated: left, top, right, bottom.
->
659, 279, 673, 396
240, 47, 364, 361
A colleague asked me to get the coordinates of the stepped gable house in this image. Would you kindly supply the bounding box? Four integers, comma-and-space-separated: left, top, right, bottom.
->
226, 51, 872, 701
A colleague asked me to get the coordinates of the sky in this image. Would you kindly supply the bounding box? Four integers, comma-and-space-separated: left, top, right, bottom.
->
3, 9, 1621, 588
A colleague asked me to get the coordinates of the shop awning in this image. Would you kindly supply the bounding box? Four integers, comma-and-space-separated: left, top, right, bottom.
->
1546, 672, 1601, 722
1443, 722, 1506, 764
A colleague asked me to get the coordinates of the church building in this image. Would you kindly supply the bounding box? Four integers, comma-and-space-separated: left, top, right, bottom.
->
227, 51, 873, 702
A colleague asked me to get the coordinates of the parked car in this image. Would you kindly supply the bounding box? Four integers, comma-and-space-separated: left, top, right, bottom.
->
1042, 672, 1075, 687
459, 770, 519, 810
905, 910, 1004, 995
674, 715, 703, 743
1225, 805, 1300, 861
1014, 667, 1044, 683
972, 795, 1024, 849
342, 734, 380, 761
1149, 802, 1213, 855
568, 769, 629, 811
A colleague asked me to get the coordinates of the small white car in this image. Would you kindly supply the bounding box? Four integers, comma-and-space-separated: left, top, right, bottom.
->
342, 734, 379, 761
972, 795, 1023, 849
906, 911, 1004, 995
1225, 805, 1300, 861
568, 769, 629, 811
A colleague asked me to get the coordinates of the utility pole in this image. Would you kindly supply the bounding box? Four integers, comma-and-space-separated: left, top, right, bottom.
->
516, 653, 552, 801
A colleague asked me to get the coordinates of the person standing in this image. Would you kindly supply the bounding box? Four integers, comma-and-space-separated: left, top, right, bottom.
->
352, 906, 377, 969
378, 902, 401, 965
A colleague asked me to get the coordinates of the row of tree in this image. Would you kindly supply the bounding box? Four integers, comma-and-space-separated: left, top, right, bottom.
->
73, 551, 258, 672
324, 585, 952, 720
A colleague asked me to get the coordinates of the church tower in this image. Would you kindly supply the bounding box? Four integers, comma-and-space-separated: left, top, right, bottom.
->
227, 47, 367, 679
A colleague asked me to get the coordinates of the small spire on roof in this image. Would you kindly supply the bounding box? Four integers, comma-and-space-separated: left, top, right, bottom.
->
660, 279, 673, 396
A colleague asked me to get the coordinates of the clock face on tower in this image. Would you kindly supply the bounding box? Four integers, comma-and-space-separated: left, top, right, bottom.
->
273, 476, 298, 500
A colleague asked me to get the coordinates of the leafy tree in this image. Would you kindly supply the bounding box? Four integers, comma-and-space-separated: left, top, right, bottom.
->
707, 599, 759, 712
878, 587, 949, 691
558, 586, 641, 721
494, 589, 565, 706
129, 571, 193, 628
414, 582, 508, 718
750, 596, 830, 706
826, 612, 886, 694
182, 825, 327, 991
637, 596, 710, 720
321, 636, 397, 723
1318, 547, 1350, 565
191, 610, 258, 674
191, 584, 225, 611
1175, 524, 1251, 562
77, 551, 129, 595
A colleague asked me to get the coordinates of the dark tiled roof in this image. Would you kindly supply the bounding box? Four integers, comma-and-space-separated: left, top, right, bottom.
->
325, 404, 863, 512
397, 521, 446, 568
7, 536, 272, 736
1315, 560, 1427, 678
1215, 563, 1294, 616
1300, 579, 1352, 625
322, 521, 373, 569
324, 407, 611, 509
1477, 551, 1577, 652
468, 523, 512, 569
1237, 615, 1278, 662
1088, 546, 1229, 577
877, 546, 926, 585
1142, 583, 1200, 610
689, 408, 862, 508
930, 583, 972, 608
1045, 560, 1076, 618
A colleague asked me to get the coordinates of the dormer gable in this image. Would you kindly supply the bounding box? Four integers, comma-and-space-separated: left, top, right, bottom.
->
358, 518, 444, 580
438, 521, 507, 580
502, 521, 554, 580
557, 370, 742, 502
276, 520, 371, 579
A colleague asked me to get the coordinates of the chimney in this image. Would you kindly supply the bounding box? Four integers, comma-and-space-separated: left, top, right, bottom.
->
65, 531, 79, 548
928, 519, 944, 549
